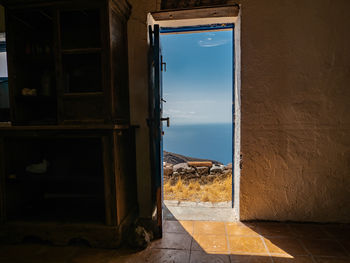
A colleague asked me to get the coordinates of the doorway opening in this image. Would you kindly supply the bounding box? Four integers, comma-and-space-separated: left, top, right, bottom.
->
148, 6, 241, 226
160, 26, 234, 221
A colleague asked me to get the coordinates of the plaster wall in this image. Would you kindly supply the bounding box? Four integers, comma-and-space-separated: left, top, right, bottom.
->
127, 0, 160, 218
127, 0, 350, 222
239, 0, 350, 222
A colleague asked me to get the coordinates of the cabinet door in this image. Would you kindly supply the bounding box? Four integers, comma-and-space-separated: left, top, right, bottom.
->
57, 5, 107, 124
6, 8, 57, 125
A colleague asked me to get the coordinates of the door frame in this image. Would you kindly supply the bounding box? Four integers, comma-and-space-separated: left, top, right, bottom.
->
148, 5, 241, 221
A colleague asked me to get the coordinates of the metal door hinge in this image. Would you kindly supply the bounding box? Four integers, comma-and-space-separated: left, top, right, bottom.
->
161, 56, 166, 72
240, 154, 243, 170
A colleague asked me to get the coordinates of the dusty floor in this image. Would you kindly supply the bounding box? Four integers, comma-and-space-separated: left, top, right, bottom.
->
0, 221, 349, 262
163, 200, 236, 221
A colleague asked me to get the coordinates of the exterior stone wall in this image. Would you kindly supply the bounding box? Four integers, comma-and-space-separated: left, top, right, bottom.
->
164, 162, 232, 185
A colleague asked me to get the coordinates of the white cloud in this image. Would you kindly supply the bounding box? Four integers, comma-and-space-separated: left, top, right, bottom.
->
198, 38, 229, 48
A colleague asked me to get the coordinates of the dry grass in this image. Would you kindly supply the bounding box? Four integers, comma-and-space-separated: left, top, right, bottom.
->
164, 174, 232, 203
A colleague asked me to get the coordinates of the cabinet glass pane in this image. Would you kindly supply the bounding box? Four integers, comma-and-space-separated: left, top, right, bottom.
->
9, 10, 57, 124
63, 53, 102, 93
60, 9, 101, 50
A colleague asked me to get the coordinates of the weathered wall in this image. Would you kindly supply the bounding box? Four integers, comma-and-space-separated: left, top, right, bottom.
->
127, 0, 160, 218
239, 0, 350, 222
127, 0, 350, 222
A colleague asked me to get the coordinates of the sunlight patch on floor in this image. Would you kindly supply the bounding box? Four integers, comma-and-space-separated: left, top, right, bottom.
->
177, 220, 295, 258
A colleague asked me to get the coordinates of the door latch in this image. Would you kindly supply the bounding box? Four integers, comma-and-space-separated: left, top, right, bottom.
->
161, 117, 170, 127
161, 56, 167, 72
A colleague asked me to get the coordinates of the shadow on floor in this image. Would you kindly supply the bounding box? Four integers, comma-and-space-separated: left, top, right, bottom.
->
0, 218, 349, 262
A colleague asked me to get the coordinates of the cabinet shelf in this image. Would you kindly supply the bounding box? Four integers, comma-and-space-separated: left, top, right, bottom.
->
7, 174, 102, 184
63, 92, 104, 97
61, 48, 101, 54
15, 95, 56, 103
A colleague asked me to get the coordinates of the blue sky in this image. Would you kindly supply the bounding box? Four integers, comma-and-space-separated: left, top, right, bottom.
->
160, 29, 233, 125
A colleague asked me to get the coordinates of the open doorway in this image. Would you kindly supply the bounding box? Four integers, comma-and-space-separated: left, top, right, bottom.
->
160, 26, 234, 221
148, 6, 241, 230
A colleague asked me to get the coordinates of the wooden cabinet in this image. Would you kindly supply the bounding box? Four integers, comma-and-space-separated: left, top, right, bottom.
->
5, 0, 130, 125
0, 0, 137, 248
0, 126, 138, 247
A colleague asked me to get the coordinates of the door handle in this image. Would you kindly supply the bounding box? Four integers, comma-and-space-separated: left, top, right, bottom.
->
161, 117, 170, 127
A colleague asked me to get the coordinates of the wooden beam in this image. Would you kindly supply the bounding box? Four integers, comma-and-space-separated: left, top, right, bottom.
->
151, 5, 239, 21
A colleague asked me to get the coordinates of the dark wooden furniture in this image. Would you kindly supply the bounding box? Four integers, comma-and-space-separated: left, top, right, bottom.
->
0, 0, 137, 248
4, 0, 130, 125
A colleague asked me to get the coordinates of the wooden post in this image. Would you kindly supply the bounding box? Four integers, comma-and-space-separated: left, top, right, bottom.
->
0, 138, 6, 222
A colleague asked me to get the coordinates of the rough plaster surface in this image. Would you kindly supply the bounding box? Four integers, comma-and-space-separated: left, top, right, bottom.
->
128, 0, 158, 218
238, 0, 350, 222
127, 0, 350, 222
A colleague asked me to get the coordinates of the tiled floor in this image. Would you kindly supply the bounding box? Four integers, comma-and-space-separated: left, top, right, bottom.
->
0, 221, 349, 262
163, 200, 236, 221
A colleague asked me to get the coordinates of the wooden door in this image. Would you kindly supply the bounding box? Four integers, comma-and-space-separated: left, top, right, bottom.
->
148, 24, 163, 236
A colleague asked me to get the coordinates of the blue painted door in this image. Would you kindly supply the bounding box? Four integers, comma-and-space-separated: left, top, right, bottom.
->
149, 24, 164, 235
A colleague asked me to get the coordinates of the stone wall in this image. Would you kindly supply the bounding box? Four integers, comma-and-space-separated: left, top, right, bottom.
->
164, 162, 232, 185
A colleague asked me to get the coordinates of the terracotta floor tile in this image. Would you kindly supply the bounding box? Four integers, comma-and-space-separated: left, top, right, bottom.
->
314, 257, 350, 263
230, 254, 273, 263
193, 221, 226, 235
107, 248, 150, 263
322, 225, 350, 240
191, 234, 229, 253
190, 250, 230, 263
228, 236, 269, 255
109, 248, 190, 263
264, 237, 308, 256
37, 245, 79, 263
272, 256, 316, 263
289, 224, 330, 239
339, 239, 350, 254
69, 247, 117, 263
226, 223, 260, 237
164, 220, 194, 235
0, 244, 46, 262
301, 239, 348, 257
256, 223, 293, 237
151, 232, 192, 250
144, 248, 190, 263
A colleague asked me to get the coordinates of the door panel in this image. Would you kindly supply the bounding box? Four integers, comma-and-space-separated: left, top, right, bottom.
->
148, 24, 163, 235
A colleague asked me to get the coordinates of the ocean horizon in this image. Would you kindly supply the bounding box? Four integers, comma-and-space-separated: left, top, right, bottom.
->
163, 123, 233, 165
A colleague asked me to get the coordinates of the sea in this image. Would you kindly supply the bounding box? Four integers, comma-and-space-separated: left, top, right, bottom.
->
163, 123, 233, 165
